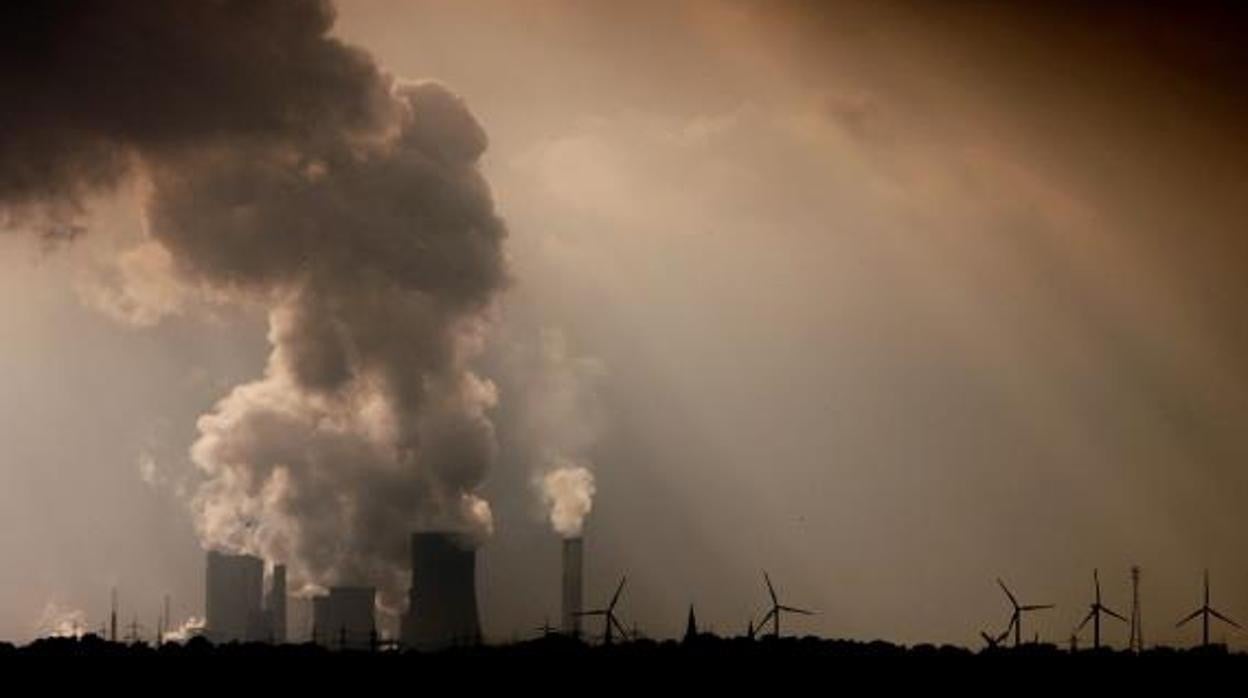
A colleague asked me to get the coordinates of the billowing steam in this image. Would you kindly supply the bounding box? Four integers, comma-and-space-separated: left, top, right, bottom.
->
1, 2, 507, 607
180, 79, 506, 604
541, 460, 596, 538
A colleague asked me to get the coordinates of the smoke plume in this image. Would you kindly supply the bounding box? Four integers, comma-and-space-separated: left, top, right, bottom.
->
510, 328, 607, 537
1, 1, 508, 606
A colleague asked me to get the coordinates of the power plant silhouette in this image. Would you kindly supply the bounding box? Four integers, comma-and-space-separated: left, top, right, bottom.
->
19, 543, 1248, 657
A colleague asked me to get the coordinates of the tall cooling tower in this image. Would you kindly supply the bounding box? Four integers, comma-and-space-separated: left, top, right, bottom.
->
401, 532, 481, 650
561, 537, 583, 637
205, 551, 264, 643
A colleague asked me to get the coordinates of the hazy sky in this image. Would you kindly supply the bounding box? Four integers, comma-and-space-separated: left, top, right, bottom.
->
2, 1, 1247, 648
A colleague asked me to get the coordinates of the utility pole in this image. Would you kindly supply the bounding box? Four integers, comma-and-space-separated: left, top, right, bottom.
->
110, 588, 118, 643
1128, 566, 1143, 652
161, 594, 171, 646
126, 616, 143, 644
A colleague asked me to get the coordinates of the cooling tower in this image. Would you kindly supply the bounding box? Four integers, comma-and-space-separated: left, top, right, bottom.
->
204, 551, 264, 643
561, 536, 583, 637
401, 532, 481, 650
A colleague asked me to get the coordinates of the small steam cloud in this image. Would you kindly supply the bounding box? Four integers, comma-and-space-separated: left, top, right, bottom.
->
541, 460, 596, 538
161, 616, 206, 644
33, 601, 87, 639
1, 2, 508, 607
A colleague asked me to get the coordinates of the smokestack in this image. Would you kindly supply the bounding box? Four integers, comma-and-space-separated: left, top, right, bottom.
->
401, 532, 481, 650
268, 564, 287, 644
561, 537, 583, 637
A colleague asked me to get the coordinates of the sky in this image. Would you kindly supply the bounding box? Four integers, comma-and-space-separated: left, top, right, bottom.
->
2, 0, 1247, 648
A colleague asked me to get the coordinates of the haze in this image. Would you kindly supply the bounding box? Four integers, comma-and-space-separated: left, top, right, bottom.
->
2, 0, 1246, 649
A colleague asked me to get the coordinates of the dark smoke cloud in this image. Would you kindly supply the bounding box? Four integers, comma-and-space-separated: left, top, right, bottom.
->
0, 0, 391, 217
1, 0, 509, 607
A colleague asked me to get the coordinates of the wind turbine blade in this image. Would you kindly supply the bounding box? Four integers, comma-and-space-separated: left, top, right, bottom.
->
609, 577, 627, 612
1176, 608, 1203, 627
996, 620, 1013, 645
1077, 609, 1095, 631
1021, 604, 1055, 611
1208, 608, 1242, 630
997, 579, 1019, 608
610, 615, 629, 639
757, 609, 776, 628
778, 605, 815, 615
576, 610, 607, 617
1102, 606, 1128, 623
764, 571, 778, 606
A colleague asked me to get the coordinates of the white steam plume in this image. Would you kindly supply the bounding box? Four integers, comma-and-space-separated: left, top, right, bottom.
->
33, 601, 87, 639
513, 328, 607, 537
161, 616, 206, 644
541, 460, 597, 538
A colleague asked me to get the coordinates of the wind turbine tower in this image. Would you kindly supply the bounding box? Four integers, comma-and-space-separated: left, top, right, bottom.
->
757, 571, 815, 639
1176, 569, 1241, 648
576, 576, 628, 645
997, 578, 1054, 647
1076, 569, 1127, 650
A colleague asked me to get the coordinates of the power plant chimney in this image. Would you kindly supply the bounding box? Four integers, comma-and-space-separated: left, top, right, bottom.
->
401, 532, 481, 650
268, 564, 287, 643
562, 536, 583, 638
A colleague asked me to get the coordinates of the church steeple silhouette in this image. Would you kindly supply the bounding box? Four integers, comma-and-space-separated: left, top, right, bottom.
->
684, 605, 698, 643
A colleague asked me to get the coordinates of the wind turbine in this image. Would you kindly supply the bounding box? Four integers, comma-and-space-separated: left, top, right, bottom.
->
1176, 569, 1241, 648
980, 625, 1010, 650
756, 571, 814, 639
576, 576, 628, 645
1076, 569, 1127, 650
534, 617, 556, 639
997, 578, 1054, 647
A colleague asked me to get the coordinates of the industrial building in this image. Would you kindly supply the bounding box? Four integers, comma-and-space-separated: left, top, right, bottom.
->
312, 586, 377, 650
401, 532, 482, 650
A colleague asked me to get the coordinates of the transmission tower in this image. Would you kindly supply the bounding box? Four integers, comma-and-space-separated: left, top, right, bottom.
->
1128, 565, 1144, 652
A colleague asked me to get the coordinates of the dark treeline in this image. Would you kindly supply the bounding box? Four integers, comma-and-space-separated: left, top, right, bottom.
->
4, 633, 1244, 667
